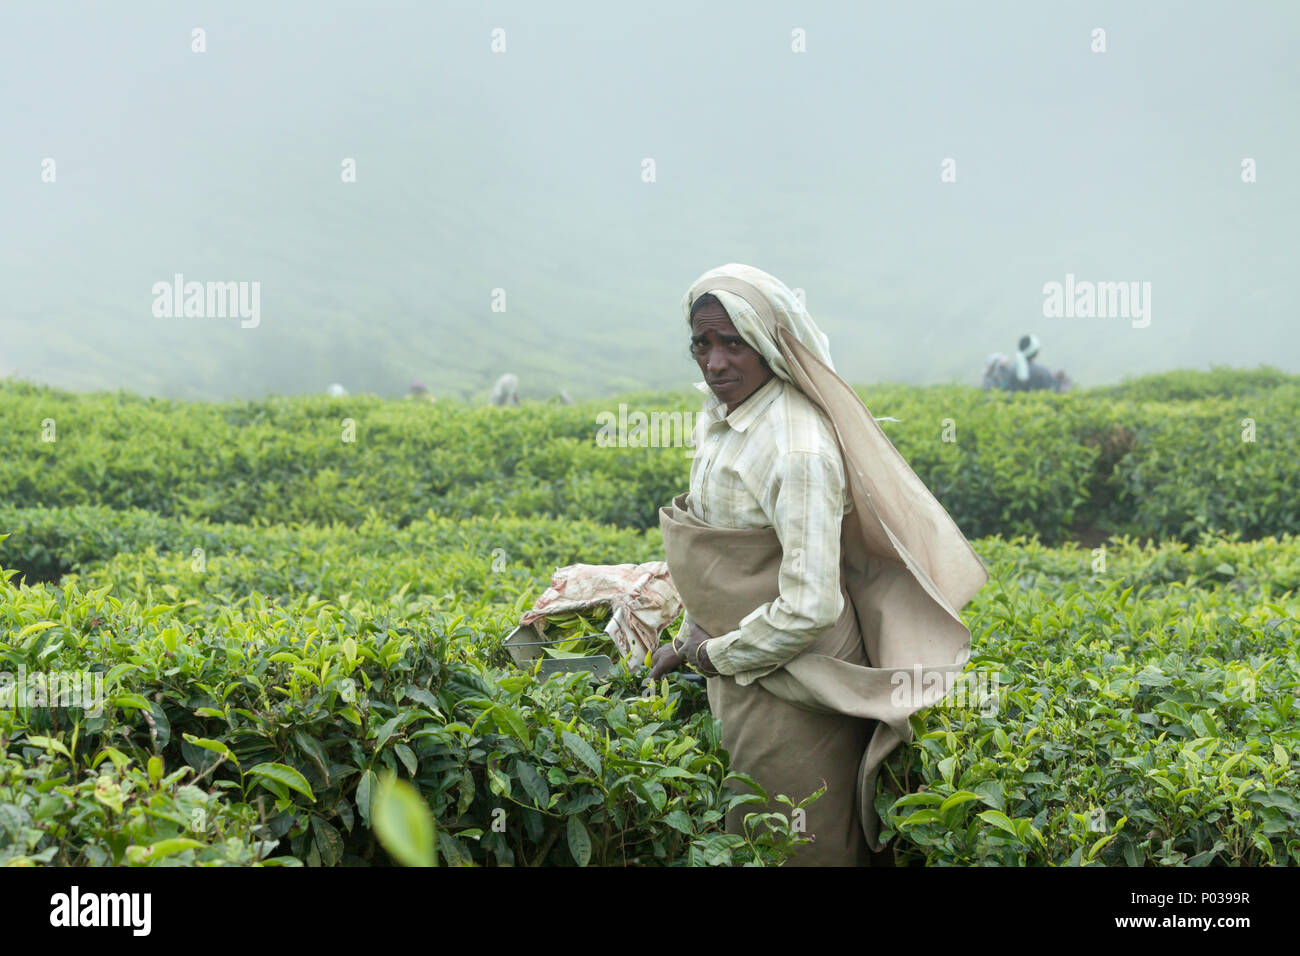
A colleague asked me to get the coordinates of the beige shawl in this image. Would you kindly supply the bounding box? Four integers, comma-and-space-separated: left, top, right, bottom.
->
680, 263, 991, 851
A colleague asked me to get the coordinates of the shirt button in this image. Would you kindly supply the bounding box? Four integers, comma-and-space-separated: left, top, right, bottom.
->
712, 434, 720, 443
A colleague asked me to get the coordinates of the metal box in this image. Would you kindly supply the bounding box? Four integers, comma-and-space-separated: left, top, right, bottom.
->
502, 621, 616, 680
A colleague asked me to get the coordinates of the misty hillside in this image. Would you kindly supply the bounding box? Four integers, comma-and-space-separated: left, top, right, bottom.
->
2, 1, 1297, 402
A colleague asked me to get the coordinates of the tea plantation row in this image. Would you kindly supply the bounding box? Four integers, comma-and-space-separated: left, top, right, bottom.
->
1, 366, 1296, 545
2, 504, 1297, 865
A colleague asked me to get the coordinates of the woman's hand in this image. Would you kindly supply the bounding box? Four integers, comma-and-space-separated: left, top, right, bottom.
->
648, 643, 683, 680
679, 621, 715, 673
648, 622, 717, 681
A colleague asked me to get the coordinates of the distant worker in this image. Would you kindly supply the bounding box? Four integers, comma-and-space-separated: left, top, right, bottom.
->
981, 353, 1014, 391
1010, 334, 1059, 392
406, 381, 436, 403
490, 373, 521, 407
984, 336, 1069, 393
557, 390, 575, 405
326, 383, 348, 397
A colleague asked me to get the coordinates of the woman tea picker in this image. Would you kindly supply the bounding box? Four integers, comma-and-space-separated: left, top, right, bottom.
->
651, 263, 990, 866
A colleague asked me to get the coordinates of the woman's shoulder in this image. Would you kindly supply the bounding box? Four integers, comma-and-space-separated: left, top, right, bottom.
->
771, 385, 840, 461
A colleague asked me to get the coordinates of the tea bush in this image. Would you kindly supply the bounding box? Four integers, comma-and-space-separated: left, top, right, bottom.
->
1103, 385, 1300, 542
0, 561, 810, 867
3, 514, 1297, 865
877, 563, 1300, 866
2, 367, 1297, 543
1090, 365, 1298, 403
0, 744, 285, 866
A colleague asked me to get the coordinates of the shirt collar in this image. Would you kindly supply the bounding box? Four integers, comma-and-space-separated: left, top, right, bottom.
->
693, 375, 784, 433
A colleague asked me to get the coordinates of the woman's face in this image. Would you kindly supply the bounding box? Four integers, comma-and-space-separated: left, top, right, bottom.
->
690, 300, 772, 411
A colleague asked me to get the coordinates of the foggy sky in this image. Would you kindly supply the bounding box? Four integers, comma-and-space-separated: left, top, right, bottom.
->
2, 1, 1297, 400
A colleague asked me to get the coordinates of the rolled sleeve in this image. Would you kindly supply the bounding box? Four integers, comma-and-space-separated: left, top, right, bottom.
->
672, 611, 691, 647
703, 450, 846, 684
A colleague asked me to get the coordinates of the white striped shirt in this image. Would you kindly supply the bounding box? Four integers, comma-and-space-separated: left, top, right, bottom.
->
679, 374, 851, 686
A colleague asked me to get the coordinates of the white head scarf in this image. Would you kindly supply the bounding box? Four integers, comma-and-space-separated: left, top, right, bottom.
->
680, 264, 833, 382
1014, 334, 1041, 382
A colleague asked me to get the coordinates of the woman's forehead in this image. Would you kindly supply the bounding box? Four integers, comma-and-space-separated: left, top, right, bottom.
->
690, 303, 737, 333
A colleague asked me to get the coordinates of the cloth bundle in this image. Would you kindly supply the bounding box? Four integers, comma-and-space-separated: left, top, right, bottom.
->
519, 562, 684, 663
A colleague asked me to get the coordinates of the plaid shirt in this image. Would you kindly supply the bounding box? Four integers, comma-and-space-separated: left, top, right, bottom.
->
678, 374, 851, 686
